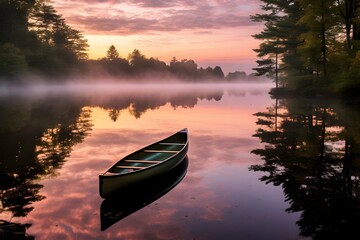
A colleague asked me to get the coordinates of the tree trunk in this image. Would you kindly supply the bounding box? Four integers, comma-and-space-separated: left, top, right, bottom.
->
351, 0, 360, 41
321, 0, 327, 77
345, 0, 352, 50
275, 52, 279, 89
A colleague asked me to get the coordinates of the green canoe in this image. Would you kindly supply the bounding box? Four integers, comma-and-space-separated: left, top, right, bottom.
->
99, 128, 189, 198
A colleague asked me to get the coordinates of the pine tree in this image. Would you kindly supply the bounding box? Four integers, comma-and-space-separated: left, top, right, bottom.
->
251, 0, 304, 88
106, 45, 119, 61
297, 0, 338, 79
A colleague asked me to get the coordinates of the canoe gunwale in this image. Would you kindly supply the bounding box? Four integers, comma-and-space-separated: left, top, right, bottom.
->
99, 128, 188, 179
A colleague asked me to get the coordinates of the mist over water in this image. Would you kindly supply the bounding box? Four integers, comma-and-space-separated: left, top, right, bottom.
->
0, 81, 274, 125
0, 80, 273, 99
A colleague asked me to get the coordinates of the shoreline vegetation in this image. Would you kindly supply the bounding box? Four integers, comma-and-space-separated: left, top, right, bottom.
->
252, 0, 360, 96
0, 1, 263, 83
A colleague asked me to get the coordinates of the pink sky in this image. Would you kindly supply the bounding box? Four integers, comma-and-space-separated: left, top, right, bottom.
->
50, 0, 263, 74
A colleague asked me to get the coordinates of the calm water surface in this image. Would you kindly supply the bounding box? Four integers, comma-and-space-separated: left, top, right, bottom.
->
1, 82, 359, 239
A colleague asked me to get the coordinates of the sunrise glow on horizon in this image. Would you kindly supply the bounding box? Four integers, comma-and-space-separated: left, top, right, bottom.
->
50, 0, 263, 74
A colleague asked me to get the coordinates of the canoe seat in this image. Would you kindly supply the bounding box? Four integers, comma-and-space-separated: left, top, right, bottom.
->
124, 160, 161, 164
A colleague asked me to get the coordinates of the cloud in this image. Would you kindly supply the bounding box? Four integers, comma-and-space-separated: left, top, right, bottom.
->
53, 0, 198, 8
69, 16, 159, 35
51, 0, 262, 35
128, 0, 198, 8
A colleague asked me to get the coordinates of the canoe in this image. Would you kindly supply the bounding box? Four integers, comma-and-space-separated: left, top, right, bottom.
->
99, 128, 189, 198
100, 156, 188, 231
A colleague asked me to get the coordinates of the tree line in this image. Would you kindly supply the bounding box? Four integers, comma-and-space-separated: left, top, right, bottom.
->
86, 46, 255, 81
0, 0, 257, 82
252, 0, 360, 94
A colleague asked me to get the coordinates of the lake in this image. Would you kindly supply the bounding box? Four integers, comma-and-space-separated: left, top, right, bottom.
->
1, 82, 359, 240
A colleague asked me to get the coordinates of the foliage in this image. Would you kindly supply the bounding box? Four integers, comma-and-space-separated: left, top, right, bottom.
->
0, 43, 27, 77
106, 45, 119, 61
86, 49, 235, 81
252, 0, 360, 93
0, 0, 88, 79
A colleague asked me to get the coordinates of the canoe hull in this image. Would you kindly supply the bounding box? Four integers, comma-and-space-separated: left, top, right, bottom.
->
99, 130, 188, 198
100, 156, 189, 231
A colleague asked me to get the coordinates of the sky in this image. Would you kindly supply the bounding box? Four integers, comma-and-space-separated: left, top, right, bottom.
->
50, 0, 264, 75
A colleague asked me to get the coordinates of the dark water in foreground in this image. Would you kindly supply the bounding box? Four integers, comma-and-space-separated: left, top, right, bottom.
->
0, 83, 360, 240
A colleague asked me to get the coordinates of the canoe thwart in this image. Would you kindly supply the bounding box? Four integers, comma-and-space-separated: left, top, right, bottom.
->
115, 166, 146, 170
143, 150, 178, 153
159, 143, 186, 146
124, 160, 161, 164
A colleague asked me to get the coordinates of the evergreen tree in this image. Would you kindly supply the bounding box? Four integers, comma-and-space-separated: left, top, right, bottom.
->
251, 0, 360, 92
106, 45, 119, 61
29, 3, 88, 60
297, 0, 338, 80
336, 0, 360, 50
251, 0, 305, 89
0, 43, 27, 77
127, 49, 150, 73
0, 0, 37, 46
0, 0, 88, 78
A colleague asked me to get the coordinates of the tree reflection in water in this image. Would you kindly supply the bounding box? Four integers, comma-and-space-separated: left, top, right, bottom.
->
0, 84, 226, 238
251, 96, 360, 239
0, 96, 93, 238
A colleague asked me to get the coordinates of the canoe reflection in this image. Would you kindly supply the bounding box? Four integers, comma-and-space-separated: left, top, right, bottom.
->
100, 156, 189, 231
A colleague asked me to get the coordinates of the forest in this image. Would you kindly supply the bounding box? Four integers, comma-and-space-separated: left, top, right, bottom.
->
0, 0, 257, 82
252, 0, 360, 94
0, 0, 88, 78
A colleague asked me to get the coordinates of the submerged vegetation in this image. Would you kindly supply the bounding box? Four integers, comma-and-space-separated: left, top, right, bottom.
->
252, 0, 360, 94
0, 0, 257, 82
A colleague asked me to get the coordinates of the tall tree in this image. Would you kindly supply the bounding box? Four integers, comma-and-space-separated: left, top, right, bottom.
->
128, 49, 146, 67
0, 0, 37, 46
29, 3, 88, 60
251, 0, 360, 92
26, 2, 88, 75
251, 0, 305, 89
106, 45, 119, 61
297, 0, 338, 79
336, 0, 360, 48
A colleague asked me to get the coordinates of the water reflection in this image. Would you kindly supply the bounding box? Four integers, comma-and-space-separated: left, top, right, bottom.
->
100, 156, 188, 231
0, 83, 252, 238
0, 96, 93, 226
251, 96, 360, 239
0, 83, 225, 120
0, 82, 279, 239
